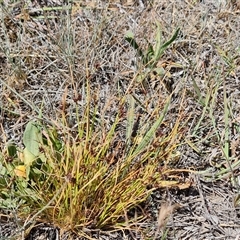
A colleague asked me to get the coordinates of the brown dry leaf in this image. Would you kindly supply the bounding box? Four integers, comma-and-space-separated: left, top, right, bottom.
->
154, 202, 180, 239
158, 180, 179, 188
228, 0, 240, 9
157, 202, 180, 229
177, 181, 193, 190
231, 138, 240, 157
124, 0, 135, 6
235, 0, 240, 9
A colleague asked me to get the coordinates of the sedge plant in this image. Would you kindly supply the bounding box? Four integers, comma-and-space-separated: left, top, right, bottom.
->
0, 83, 185, 237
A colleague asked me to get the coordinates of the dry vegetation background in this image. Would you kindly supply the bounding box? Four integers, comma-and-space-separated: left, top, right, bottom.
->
1, 0, 240, 239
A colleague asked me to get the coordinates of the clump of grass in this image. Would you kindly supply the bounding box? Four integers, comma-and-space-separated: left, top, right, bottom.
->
0, 84, 184, 236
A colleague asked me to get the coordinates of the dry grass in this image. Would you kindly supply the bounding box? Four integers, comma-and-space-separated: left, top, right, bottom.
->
1, 0, 240, 239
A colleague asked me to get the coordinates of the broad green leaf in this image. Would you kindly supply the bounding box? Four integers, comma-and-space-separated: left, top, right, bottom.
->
22, 147, 36, 166
23, 121, 42, 157
0, 163, 8, 177
7, 142, 17, 157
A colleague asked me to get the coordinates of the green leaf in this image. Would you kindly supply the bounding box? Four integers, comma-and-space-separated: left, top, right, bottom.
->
23, 121, 42, 157
125, 30, 134, 39
22, 148, 36, 167
0, 162, 8, 178
154, 22, 163, 61
7, 142, 17, 157
133, 95, 171, 155
125, 31, 144, 58
191, 77, 205, 106
126, 94, 135, 142
154, 67, 166, 76
144, 43, 154, 65
154, 25, 180, 62
47, 128, 62, 151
